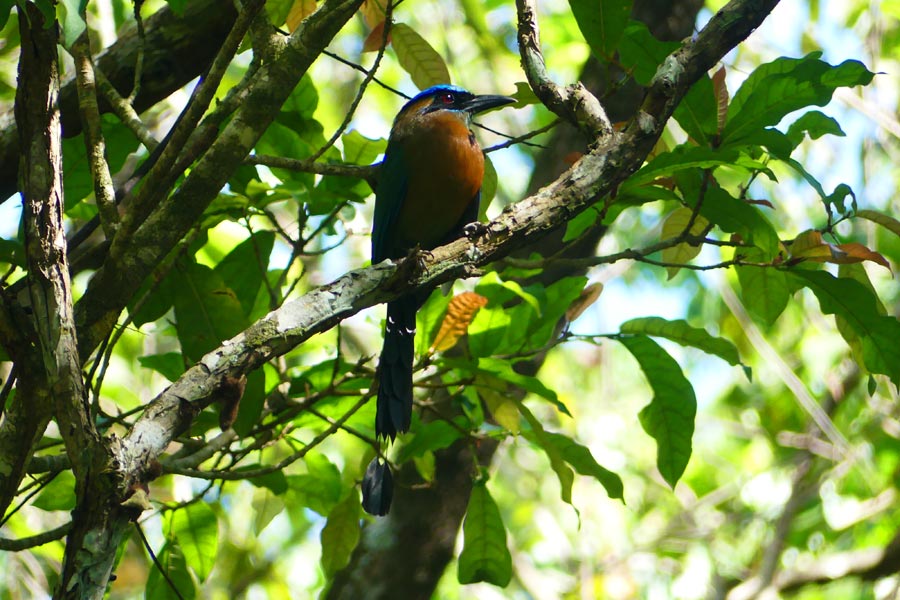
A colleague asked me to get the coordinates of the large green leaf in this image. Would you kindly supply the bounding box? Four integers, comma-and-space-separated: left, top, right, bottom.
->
171, 259, 249, 363
673, 74, 717, 145
735, 249, 790, 326
285, 453, 343, 516
620, 316, 745, 371
544, 432, 624, 501
699, 186, 780, 256
396, 418, 466, 462
515, 398, 574, 506
790, 270, 900, 385
618, 335, 696, 488
171, 501, 218, 582
617, 20, 678, 85
457, 482, 512, 586
320, 493, 361, 577
215, 232, 275, 317
568, 0, 633, 59
145, 540, 196, 600
722, 54, 874, 148
391, 23, 451, 89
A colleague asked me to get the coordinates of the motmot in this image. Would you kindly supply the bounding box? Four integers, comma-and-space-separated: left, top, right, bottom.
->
363, 85, 514, 515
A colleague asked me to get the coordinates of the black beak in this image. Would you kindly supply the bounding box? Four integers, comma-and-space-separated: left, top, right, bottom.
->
461, 94, 516, 115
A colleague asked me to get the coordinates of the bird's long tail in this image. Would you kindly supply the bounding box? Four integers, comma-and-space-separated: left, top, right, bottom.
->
376, 295, 418, 440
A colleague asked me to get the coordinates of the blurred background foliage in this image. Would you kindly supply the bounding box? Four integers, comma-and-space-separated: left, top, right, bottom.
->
1, 0, 899, 598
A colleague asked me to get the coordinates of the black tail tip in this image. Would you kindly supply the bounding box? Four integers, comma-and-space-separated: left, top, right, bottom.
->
361, 458, 394, 516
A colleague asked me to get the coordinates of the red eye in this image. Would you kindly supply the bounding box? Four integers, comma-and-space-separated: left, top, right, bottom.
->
441, 93, 454, 104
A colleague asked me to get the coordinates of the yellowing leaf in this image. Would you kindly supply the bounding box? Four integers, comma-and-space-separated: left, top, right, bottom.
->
660, 207, 710, 279
391, 23, 451, 90
565, 282, 603, 322
286, 0, 317, 31
361, 0, 387, 29
790, 231, 891, 271
478, 379, 520, 433
429, 292, 488, 353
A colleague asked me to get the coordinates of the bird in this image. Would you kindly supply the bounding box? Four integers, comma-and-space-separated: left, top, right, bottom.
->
362, 85, 514, 516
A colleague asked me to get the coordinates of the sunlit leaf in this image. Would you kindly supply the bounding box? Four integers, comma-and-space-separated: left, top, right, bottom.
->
516, 398, 575, 506
620, 316, 744, 370
320, 493, 361, 577
722, 54, 874, 147
392, 23, 451, 90
286, 0, 317, 31
791, 270, 900, 385
735, 252, 790, 326
458, 482, 512, 586
619, 335, 696, 488
397, 418, 466, 462
857, 209, 900, 239
57, 0, 86, 48
172, 501, 218, 582
660, 207, 709, 279
545, 432, 624, 501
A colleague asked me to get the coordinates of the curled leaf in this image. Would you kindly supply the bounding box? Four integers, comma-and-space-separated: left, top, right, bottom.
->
565, 282, 603, 322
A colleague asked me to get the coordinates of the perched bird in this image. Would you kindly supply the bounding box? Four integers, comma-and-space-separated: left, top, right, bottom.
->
363, 85, 514, 515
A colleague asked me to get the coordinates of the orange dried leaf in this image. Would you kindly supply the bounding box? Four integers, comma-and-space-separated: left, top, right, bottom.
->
565, 282, 603, 322
286, 0, 317, 31
363, 21, 390, 52
429, 292, 488, 353
833, 243, 892, 271
563, 151, 583, 165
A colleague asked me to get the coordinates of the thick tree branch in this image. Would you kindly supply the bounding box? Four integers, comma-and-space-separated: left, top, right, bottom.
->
516, 0, 611, 138
0, 0, 240, 203
112, 0, 782, 524
73, 0, 368, 361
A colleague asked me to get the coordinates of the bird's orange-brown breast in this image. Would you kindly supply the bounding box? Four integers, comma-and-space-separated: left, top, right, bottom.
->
392, 110, 484, 249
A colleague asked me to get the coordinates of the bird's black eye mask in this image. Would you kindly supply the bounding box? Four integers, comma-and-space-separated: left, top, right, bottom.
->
421, 91, 474, 114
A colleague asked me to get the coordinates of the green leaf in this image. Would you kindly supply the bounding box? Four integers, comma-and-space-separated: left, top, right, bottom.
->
32, 471, 76, 511
620, 316, 743, 369
786, 110, 846, 146
397, 418, 465, 463
57, 0, 87, 48
735, 249, 790, 326
232, 368, 266, 437
171, 259, 249, 363
171, 501, 218, 582
467, 305, 512, 357
137, 352, 186, 382
457, 482, 512, 586
62, 115, 141, 210
568, 0, 633, 59
475, 357, 570, 416
618, 335, 696, 488
544, 433, 624, 501
476, 272, 541, 315
790, 270, 900, 385
215, 232, 275, 317
722, 54, 874, 148
700, 186, 780, 256
0, 0, 15, 31
163, 0, 187, 16
617, 20, 678, 85
320, 493, 361, 577
341, 129, 387, 166
245, 469, 289, 495
857, 209, 900, 239
286, 453, 343, 516
627, 146, 773, 189
673, 74, 717, 145
481, 155, 498, 219
391, 23, 451, 89
416, 288, 454, 356
146, 541, 196, 600
515, 398, 575, 506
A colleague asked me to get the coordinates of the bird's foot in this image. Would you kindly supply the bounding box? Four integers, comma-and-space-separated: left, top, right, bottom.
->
463, 220, 489, 239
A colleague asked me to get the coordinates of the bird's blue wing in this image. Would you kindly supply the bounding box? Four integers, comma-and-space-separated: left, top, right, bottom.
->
372, 140, 409, 263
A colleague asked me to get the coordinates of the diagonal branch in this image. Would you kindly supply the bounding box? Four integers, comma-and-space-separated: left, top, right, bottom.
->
115, 0, 782, 501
